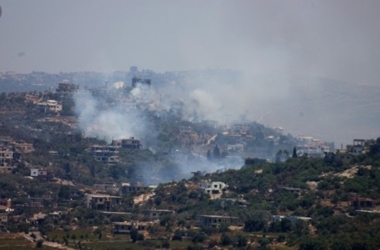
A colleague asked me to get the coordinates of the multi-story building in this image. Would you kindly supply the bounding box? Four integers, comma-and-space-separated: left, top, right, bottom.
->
85, 194, 122, 211
89, 145, 119, 164
113, 221, 151, 234
0, 147, 13, 167
196, 215, 240, 228
112, 137, 142, 149
144, 209, 174, 219
199, 181, 228, 199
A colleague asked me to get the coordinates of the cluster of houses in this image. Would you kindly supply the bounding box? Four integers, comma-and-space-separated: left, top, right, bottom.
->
0, 137, 34, 173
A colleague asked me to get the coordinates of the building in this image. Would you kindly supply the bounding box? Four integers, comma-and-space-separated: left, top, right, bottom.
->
57, 82, 78, 92
15, 142, 34, 153
113, 221, 151, 234
30, 168, 54, 181
196, 215, 240, 228
216, 198, 250, 208
278, 186, 303, 194
121, 183, 155, 194
37, 100, 62, 113
89, 145, 119, 164
346, 139, 375, 155
0, 199, 12, 212
0, 147, 13, 168
132, 76, 151, 88
0, 213, 8, 223
94, 183, 119, 194
112, 137, 142, 149
85, 194, 122, 211
349, 197, 378, 208
296, 145, 324, 158
272, 215, 312, 225
199, 181, 228, 199
144, 209, 174, 219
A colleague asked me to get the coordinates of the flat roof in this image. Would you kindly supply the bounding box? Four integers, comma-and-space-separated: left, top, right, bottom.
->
198, 215, 239, 219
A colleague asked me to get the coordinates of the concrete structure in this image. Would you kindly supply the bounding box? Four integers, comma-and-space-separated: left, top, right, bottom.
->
121, 183, 155, 194
94, 183, 119, 194
144, 209, 174, 219
296, 145, 324, 158
217, 198, 250, 208
0, 199, 12, 212
30, 168, 47, 177
278, 186, 303, 194
196, 215, 240, 228
37, 100, 62, 113
272, 215, 312, 225
113, 221, 150, 234
132, 76, 151, 88
15, 142, 34, 153
346, 139, 375, 155
85, 194, 122, 211
57, 82, 78, 92
0, 213, 8, 223
199, 181, 228, 199
89, 145, 119, 164
0, 147, 13, 167
349, 197, 378, 208
112, 137, 142, 149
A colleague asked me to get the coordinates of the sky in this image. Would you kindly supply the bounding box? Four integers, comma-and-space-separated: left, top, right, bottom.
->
0, 0, 380, 85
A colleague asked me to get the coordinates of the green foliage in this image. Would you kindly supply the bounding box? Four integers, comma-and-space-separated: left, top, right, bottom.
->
220, 233, 232, 246
35, 239, 44, 248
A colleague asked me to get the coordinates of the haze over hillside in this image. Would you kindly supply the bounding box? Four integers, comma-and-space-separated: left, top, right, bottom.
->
1, 1, 379, 145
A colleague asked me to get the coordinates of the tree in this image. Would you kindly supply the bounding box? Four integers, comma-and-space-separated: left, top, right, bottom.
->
36, 239, 44, 248
220, 233, 233, 246
213, 145, 221, 159
237, 234, 247, 247
130, 228, 139, 243
293, 146, 297, 158
206, 150, 211, 160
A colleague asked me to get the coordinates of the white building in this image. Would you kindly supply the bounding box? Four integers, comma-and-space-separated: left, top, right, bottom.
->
199, 181, 228, 199
30, 168, 47, 177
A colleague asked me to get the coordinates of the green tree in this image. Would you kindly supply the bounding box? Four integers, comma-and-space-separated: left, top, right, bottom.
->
213, 145, 221, 159
130, 228, 138, 243
36, 239, 44, 248
220, 233, 232, 246
293, 146, 297, 158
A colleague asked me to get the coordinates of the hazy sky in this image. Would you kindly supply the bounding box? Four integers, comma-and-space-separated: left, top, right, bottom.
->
1, 0, 380, 84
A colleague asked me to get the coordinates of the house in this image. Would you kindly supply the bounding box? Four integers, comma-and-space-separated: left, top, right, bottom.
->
278, 186, 303, 194
349, 197, 378, 208
121, 182, 155, 194
37, 100, 62, 113
227, 143, 245, 153
94, 183, 119, 194
112, 137, 142, 149
15, 142, 34, 153
0, 147, 13, 167
30, 168, 54, 181
199, 181, 228, 199
296, 145, 324, 158
196, 215, 240, 228
57, 82, 78, 92
0, 199, 12, 212
144, 209, 174, 219
346, 139, 375, 155
217, 198, 250, 208
113, 221, 151, 234
272, 215, 312, 225
132, 76, 151, 88
85, 194, 122, 211
0, 213, 8, 223
89, 145, 119, 164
